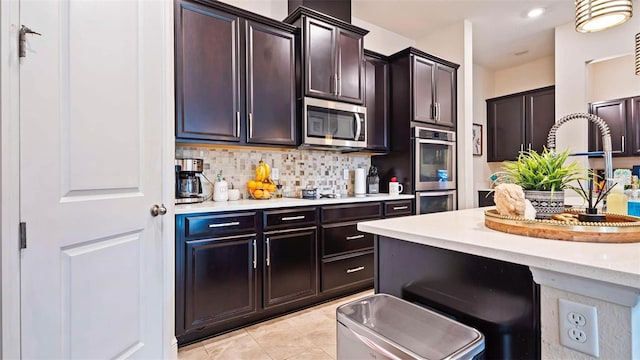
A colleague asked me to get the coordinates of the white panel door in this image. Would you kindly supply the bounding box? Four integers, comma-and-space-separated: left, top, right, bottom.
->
19, 0, 168, 358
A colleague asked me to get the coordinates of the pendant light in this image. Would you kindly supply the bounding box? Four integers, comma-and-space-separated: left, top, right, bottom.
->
636, 33, 640, 75
575, 0, 633, 33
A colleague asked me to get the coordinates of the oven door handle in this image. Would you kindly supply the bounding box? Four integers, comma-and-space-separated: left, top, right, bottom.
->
354, 113, 362, 141
416, 138, 454, 146
418, 190, 457, 197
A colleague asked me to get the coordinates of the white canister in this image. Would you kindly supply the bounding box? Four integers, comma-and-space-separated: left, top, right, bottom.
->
213, 179, 229, 202
354, 168, 366, 197
228, 188, 240, 201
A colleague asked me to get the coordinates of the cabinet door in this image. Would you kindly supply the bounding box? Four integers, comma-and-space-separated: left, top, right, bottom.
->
263, 228, 317, 309
176, 2, 241, 141
588, 99, 628, 155
487, 96, 525, 161
336, 29, 364, 104
180, 235, 257, 333
364, 54, 389, 152
631, 97, 640, 156
412, 56, 435, 123
305, 18, 336, 100
525, 88, 555, 153
434, 64, 456, 128
246, 21, 296, 145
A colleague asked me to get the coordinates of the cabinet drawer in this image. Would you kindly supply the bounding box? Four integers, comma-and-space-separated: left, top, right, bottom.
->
321, 223, 373, 256
321, 251, 374, 292
384, 200, 413, 217
263, 207, 317, 230
184, 212, 257, 238
321, 202, 382, 224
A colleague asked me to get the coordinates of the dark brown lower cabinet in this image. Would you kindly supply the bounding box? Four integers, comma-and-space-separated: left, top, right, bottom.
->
321, 251, 374, 292
179, 234, 258, 333
263, 227, 318, 308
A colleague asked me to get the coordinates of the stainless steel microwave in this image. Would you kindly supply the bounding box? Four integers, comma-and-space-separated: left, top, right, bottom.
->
301, 97, 366, 149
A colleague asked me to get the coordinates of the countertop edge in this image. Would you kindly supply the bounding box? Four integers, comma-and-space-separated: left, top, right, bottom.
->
175, 194, 415, 214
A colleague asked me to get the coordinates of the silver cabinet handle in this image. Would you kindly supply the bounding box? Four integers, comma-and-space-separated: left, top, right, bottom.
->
528, 143, 532, 151
393, 206, 408, 210
346, 266, 365, 274
281, 215, 305, 221
150, 204, 167, 217
622, 136, 625, 153
236, 112, 240, 137
252, 239, 257, 269
346, 234, 365, 240
266, 238, 270, 266
249, 113, 253, 139
208, 221, 240, 228
520, 143, 524, 152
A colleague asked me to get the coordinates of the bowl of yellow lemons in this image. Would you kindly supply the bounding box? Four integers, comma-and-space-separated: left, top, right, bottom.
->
247, 179, 277, 200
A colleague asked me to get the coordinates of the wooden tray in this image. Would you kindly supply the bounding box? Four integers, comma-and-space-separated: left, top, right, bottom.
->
484, 209, 640, 243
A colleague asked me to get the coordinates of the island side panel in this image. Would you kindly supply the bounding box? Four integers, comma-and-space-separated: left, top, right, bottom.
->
376, 235, 541, 359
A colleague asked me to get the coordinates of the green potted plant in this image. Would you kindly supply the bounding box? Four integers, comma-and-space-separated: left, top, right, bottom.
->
492, 148, 589, 219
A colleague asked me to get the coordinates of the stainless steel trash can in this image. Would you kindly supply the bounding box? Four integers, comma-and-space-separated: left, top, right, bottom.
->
337, 293, 485, 360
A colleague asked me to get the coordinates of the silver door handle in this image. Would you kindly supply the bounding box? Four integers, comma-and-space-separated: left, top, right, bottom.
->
208, 221, 240, 228
346, 266, 365, 273
252, 239, 257, 269
622, 136, 625, 153
266, 238, 270, 266
150, 204, 167, 217
338, 76, 341, 96
236, 112, 241, 137
393, 206, 408, 210
354, 113, 362, 141
249, 113, 253, 139
346, 234, 365, 240
281, 215, 305, 221
436, 103, 441, 121
335, 74, 339, 95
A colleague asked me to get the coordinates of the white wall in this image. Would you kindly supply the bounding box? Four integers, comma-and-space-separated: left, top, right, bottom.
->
415, 20, 474, 210
352, 17, 415, 55
588, 54, 640, 102
493, 56, 555, 97
472, 64, 494, 205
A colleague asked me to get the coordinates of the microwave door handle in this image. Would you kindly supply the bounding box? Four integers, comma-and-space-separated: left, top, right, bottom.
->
354, 113, 362, 141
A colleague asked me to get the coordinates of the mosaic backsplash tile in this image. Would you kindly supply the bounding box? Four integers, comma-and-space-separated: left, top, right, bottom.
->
176, 145, 371, 199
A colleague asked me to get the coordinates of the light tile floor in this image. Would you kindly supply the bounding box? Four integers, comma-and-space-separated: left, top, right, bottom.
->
178, 290, 373, 360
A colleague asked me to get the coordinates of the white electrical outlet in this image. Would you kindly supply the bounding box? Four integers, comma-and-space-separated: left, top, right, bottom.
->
343, 168, 349, 180
559, 298, 599, 357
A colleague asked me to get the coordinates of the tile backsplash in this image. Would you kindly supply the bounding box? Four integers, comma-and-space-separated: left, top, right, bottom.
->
176, 145, 371, 199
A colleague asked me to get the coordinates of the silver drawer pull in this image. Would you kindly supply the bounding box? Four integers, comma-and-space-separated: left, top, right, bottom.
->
346, 234, 365, 240
281, 215, 305, 221
393, 206, 408, 210
346, 266, 365, 274
208, 221, 240, 228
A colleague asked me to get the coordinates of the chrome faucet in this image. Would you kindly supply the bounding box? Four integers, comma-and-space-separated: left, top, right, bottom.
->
546, 113, 613, 193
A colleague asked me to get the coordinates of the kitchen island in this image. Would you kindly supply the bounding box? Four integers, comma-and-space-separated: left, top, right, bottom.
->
358, 207, 640, 359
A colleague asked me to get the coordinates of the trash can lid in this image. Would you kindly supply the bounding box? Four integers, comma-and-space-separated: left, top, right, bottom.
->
337, 293, 484, 360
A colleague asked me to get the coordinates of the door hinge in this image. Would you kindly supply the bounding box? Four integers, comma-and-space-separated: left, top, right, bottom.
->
19, 222, 27, 249
19, 25, 42, 58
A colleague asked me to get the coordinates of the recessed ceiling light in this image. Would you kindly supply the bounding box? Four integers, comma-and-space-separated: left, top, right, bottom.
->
527, 7, 545, 18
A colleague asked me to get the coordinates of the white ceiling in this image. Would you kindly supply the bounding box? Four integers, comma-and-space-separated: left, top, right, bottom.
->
352, 0, 576, 70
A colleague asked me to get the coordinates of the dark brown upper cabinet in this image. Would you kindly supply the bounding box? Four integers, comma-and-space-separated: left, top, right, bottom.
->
176, 0, 297, 146
284, 7, 368, 105
588, 98, 629, 156
387, 48, 459, 136
245, 21, 297, 145
486, 86, 555, 162
176, 2, 241, 142
412, 55, 456, 128
363, 50, 389, 152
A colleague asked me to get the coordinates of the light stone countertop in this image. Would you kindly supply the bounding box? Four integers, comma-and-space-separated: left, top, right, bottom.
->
175, 194, 415, 214
358, 207, 640, 289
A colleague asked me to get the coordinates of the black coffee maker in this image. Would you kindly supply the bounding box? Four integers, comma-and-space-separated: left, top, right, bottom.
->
175, 158, 204, 204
